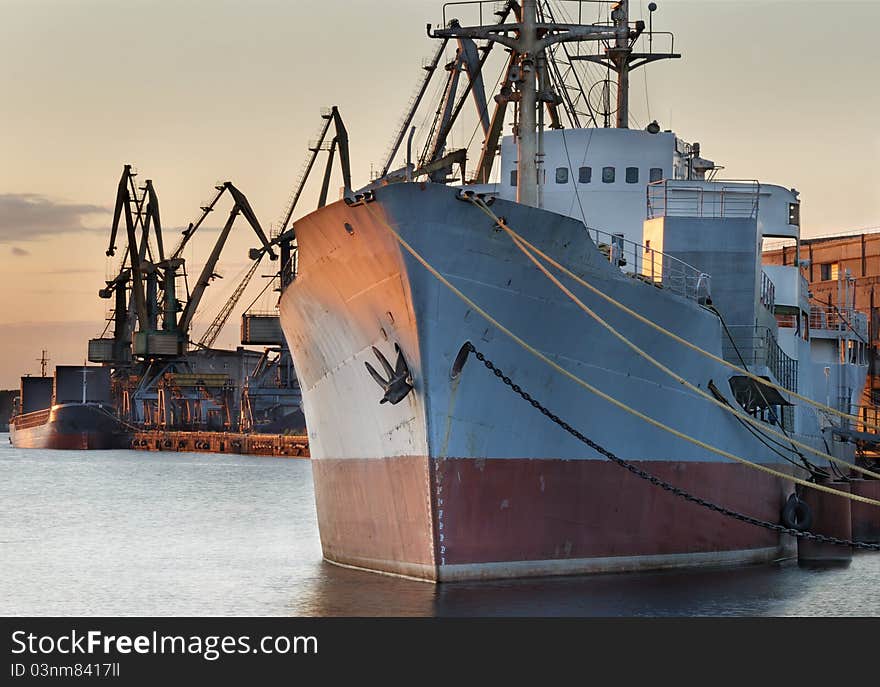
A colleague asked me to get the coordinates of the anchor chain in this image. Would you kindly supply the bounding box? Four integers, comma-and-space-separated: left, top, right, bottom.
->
464, 342, 880, 551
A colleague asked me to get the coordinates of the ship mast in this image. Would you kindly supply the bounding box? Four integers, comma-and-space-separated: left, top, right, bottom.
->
423, 1, 680, 202
36, 350, 49, 378
518, 0, 539, 206
575, 1, 680, 129
611, 1, 632, 129
430, 1, 617, 207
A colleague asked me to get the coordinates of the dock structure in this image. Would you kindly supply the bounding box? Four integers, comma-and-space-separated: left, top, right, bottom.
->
130, 430, 309, 458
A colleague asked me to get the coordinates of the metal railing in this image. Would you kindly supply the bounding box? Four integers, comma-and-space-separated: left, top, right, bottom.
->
721, 325, 798, 392
647, 180, 760, 220
776, 313, 799, 329
583, 225, 710, 303
854, 405, 880, 435
808, 305, 868, 340
12, 408, 51, 430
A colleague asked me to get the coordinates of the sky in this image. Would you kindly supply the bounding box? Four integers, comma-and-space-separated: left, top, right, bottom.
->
1, 0, 879, 387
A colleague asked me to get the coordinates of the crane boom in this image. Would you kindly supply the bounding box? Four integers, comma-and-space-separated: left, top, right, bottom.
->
225, 183, 276, 260
277, 112, 334, 236
171, 183, 227, 260
177, 182, 276, 340
178, 207, 238, 335
198, 253, 265, 349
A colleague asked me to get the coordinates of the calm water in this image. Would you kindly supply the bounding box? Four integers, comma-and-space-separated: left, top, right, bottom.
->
2, 434, 879, 616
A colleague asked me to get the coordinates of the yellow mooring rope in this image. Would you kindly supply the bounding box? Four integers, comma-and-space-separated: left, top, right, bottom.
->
466, 197, 880, 482
469, 196, 880, 436
359, 200, 880, 508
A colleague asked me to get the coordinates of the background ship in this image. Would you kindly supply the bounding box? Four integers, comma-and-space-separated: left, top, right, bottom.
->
273, 0, 873, 580
10, 358, 128, 450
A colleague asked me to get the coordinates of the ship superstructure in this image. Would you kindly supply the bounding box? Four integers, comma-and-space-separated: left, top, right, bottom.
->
274, 1, 871, 580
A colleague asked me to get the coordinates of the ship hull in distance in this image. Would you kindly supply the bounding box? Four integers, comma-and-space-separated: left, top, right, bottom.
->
10, 403, 130, 450
280, 183, 802, 581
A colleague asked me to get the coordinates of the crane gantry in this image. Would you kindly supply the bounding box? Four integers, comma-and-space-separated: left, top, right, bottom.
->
93, 167, 276, 363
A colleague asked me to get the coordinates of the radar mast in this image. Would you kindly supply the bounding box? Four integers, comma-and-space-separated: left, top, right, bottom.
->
430, 1, 678, 205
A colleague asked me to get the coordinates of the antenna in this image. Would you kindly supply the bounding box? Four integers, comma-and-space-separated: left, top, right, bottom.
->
573, 0, 680, 129
36, 350, 49, 378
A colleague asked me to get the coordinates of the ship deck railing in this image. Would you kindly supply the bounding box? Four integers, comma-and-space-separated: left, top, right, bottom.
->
775, 305, 868, 343
646, 179, 761, 220
852, 405, 880, 437
12, 408, 50, 430
720, 324, 798, 393
584, 224, 710, 303
808, 305, 868, 340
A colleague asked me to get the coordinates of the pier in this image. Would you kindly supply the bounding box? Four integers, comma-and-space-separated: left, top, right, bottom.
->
130, 430, 309, 458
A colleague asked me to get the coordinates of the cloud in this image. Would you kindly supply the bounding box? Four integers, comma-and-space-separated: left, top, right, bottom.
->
35, 267, 101, 275
10, 246, 30, 256
0, 193, 109, 243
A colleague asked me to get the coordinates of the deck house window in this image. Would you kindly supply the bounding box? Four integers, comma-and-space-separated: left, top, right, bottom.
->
625, 167, 639, 184
555, 167, 569, 184
579, 166, 592, 183
510, 170, 517, 187
649, 167, 663, 182
602, 166, 615, 183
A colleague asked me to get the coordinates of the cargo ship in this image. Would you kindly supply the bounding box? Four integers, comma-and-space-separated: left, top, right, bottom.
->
275, 1, 869, 581
10, 365, 129, 450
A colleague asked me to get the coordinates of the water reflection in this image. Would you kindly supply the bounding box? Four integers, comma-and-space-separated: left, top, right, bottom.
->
1, 438, 877, 617
299, 557, 877, 617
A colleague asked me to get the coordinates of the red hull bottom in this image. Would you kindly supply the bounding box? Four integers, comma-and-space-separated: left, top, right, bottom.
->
312, 456, 793, 582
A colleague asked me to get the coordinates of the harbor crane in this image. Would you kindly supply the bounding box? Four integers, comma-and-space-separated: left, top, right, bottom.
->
175, 182, 276, 339
94, 166, 277, 362
90, 164, 302, 435
272, 105, 352, 287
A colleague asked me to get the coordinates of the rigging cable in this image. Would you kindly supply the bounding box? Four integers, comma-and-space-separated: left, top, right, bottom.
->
809, 293, 868, 344
243, 252, 295, 314
468, 200, 880, 435
359, 197, 880, 507
466, 342, 880, 550
559, 126, 594, 226
464, 55, 510, 159
707, 302, 818, 473
467, 195, 880, 480
707, 382, 826, 476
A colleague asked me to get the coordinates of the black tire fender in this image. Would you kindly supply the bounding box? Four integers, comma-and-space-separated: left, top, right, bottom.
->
781, 493, 813, 531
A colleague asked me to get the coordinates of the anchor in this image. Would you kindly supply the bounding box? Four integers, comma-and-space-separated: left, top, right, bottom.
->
364, 343, 414, 405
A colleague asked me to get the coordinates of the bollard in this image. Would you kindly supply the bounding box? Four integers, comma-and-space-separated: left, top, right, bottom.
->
797, 480, 852, 567
849, 479, 880, 544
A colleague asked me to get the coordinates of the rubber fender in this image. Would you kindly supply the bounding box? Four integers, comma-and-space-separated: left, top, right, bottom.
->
781, 493, 813, 531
